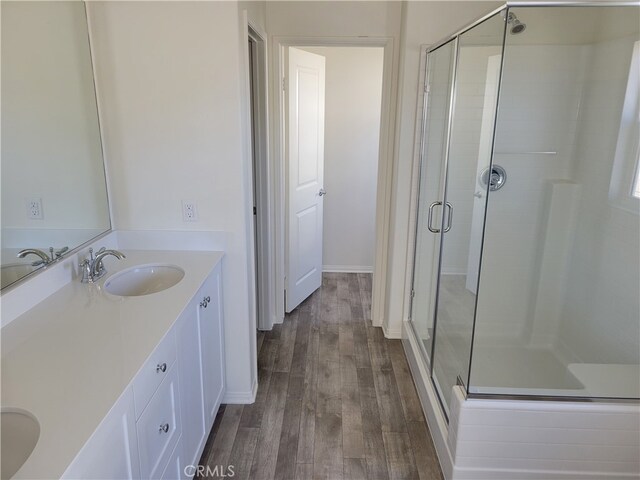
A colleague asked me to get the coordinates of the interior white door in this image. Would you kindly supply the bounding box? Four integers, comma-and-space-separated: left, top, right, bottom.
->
286, 47, 326, 313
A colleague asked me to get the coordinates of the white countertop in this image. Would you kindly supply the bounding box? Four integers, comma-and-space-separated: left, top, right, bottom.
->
1, 250, 224, 479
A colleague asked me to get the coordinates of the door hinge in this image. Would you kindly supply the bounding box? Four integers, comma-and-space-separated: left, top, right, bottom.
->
411, 289, 415, 298
282, 77, 286, 91
253, 206, 257, 215
424, 83, 430, 94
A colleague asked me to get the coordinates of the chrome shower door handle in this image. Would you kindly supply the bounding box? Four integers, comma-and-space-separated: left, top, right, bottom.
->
443, 202, 453, 233
427, 201, 442, 233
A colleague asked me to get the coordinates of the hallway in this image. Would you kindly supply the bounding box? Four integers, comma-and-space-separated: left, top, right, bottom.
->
198, 273, 442, 479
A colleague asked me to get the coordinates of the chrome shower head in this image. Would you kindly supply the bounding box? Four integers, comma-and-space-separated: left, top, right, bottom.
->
507, 12, 526, 35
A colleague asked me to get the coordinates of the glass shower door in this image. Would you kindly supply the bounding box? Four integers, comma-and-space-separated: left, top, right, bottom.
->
410, 40, 456, 365
430, 13, 506, 415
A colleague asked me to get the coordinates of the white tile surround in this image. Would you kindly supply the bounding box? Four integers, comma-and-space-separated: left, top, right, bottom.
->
403, 322, 640, 480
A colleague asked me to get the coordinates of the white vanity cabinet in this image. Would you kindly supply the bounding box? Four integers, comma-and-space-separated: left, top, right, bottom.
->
61, 388, 140, 480
177, 262, 225, 473
61, 263, 225, 480
198, 266, 225, 428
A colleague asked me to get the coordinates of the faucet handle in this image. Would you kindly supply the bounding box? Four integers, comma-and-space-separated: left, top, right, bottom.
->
79, 258, 92, 283
55, 246, 69, 258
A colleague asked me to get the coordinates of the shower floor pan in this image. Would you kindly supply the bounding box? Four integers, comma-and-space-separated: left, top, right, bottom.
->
468, 346, 585, 397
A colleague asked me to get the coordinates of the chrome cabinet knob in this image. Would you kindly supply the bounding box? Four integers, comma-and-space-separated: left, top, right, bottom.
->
159, 423, 169, 433
156, 363, 167, 373
200, 296, 209, 308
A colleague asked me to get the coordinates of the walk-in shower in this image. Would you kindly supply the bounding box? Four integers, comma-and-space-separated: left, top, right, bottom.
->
405, 3, 640, 478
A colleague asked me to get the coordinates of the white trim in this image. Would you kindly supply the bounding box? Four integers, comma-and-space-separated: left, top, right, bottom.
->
322, 265, 373, 274
402, 44, 431, 328
402, 321, 454, 479
271, 35, 397, 328
609, 39, 640, 214
246, 19, 275, 332
222, 376, 258, 405
382, 323, 402, 339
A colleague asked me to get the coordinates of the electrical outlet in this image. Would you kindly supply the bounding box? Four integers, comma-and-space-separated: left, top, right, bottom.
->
27, 197, 43, 220
182, 201, 198, 222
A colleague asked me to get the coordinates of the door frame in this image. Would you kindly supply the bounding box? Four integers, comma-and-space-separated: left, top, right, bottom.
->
271, 35, 396, 325
246, 21, 274, 331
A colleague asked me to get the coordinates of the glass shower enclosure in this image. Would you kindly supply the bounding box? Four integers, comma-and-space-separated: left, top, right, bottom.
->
410, 2, 640, 418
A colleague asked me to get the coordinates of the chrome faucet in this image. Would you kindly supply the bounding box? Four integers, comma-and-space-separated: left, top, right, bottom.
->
17, 246, 70, 266
80, 247, 126, 283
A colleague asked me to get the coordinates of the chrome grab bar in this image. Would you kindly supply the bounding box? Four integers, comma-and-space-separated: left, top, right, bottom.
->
427, 201, 453, 233
444, 202, 453, 233
427, 201, 442, 233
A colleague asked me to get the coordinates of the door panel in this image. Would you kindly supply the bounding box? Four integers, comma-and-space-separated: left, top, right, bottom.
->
430, 14, 505, 416
410, 40, 456, 366
286, 47, 326, 312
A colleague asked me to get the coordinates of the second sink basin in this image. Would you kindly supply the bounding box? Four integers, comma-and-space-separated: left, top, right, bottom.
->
1, 409, 40, 480
105, 264, 185, 297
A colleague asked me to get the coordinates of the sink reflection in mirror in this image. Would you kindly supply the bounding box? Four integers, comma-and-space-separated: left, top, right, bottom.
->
0, 1, 111, 291
0, 263, 38, 290
104, 265, 186, 297
1, 409, 40, 480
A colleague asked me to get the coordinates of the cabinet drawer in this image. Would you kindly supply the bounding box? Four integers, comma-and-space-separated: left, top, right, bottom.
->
133, 330, 177, 418
136, 363, 182, 480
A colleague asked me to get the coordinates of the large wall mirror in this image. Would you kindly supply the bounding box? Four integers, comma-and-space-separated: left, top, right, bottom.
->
1, 1, 111, 290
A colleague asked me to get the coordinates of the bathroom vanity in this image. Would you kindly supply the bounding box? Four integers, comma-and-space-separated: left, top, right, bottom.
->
1, 250, 225, 479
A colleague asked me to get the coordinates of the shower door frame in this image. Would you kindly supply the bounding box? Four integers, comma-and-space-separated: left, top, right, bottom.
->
407, 1, 640, 419
408, 6, 509, 420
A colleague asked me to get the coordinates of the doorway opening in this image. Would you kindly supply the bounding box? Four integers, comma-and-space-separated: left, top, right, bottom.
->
283, 45, 385, 314
247, 25, 272, 331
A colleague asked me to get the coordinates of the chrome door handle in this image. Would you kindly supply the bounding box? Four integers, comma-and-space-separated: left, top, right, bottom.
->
159, 423, 169, 434
156, 363, 167, 373
443, 202, 453, 233
427, 201, 442, 233
318, 188, 326, 196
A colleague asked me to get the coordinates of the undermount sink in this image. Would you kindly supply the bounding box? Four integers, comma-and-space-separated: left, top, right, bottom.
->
1, 409, 40, 480
104, 264, 185, 297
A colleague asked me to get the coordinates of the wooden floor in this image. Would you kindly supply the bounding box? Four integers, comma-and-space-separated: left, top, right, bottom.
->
198, 273, 443, 480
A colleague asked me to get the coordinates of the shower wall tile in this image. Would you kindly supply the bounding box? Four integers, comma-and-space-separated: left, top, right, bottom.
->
446, 388, 640, 479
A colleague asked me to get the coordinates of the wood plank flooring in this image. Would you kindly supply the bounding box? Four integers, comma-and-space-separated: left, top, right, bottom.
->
198, 273, 442, 480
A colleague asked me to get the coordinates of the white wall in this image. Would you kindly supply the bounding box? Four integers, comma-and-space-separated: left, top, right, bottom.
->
87, 1, 257, 401
474, 44, 588, 341
265, 1, 402, 39
559, 33, 640, 365
302, 46, 384, 273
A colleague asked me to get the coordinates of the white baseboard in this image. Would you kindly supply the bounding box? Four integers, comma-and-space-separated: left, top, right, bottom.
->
223, 376, 258, 404
322, 265, 373, 273
382, 323, 402, 339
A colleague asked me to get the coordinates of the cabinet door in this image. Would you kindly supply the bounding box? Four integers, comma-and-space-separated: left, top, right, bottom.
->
198, 264, 225, 429
176, 302, 207, 471
160, 436, 185, 480
62, 388, 140, 480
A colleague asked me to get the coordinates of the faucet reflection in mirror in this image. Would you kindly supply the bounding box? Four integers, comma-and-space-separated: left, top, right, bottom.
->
0, 1, 111, 291
17, 246, 69, 266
